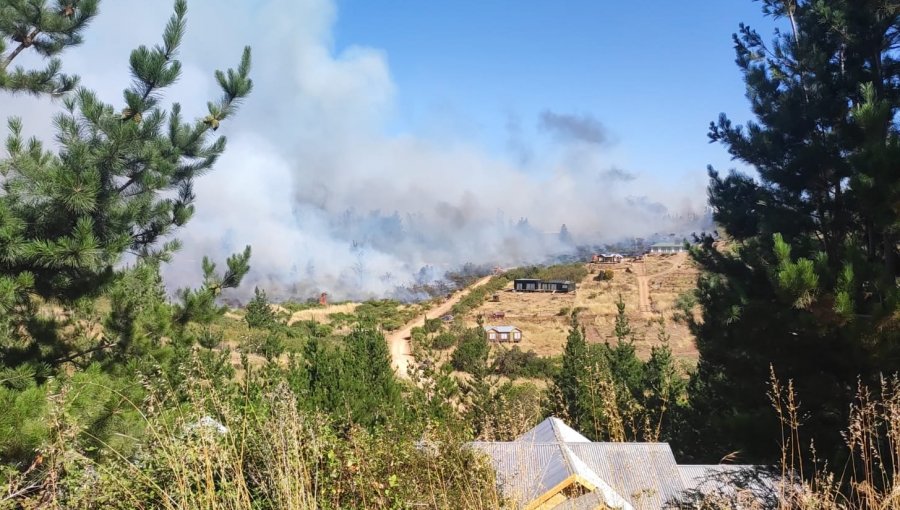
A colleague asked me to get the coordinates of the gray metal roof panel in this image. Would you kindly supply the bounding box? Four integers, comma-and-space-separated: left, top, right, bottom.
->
516, 417, 591, 444
565, 443, 685, 508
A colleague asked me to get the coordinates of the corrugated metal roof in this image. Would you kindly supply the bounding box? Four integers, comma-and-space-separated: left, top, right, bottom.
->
566, 443, 684, 508
561, 445, 632, 510
679, 465, 780, 504
516, 417, 590, 444
468, 443, 633, 510
483, 325, 521, 334
471, 419, 770, 510
469, 443, 571, 508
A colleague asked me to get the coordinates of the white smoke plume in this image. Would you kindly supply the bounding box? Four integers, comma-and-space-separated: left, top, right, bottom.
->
0, 0, 710, 301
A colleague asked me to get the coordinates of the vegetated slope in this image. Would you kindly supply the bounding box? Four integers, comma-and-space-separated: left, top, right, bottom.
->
464, 254, 699, 361
387, 275, 494, 377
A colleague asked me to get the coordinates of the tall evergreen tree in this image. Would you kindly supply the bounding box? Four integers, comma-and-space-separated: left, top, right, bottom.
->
687, 0, 900, 463
0, 0, 253, 367
549, 320, 588, 424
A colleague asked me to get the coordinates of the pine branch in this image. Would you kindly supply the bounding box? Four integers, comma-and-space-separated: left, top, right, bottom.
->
52, 339, 116, 364
1, 29, 40, 70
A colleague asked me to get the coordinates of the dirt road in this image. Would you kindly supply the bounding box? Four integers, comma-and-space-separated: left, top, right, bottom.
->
634, 252, 688, 314
388, 275, 494, 378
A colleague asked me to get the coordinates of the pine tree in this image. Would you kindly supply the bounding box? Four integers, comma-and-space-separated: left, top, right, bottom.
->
549, 320, 588, 425
612, 294, 632, 344
0, 0, 253, 367
245, 287, 276, 330
299, 328, 402, 429
641, 321, 686, 443
0, 0, 99, 95
688, 0, 900, 463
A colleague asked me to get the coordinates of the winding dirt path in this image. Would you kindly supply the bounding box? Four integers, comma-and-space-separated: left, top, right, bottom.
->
388, 275, 494, 378
634, 252, 688, 314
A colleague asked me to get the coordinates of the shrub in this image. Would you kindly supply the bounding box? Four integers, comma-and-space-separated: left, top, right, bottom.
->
432, 332, 457, 350
246, 287, 277, 329
492, 347, 557, 379
537, 263, 589, 283
450, 328, 490, 373
595, 269, 614, 281
424, 318, 442, 334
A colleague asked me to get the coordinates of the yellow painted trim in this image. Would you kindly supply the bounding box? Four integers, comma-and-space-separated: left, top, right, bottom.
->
525, 474, 578, 510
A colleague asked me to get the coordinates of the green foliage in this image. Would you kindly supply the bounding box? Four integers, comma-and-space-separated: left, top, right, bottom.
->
0, 0, 99, 96
613, 293, 632, 343
245, 287, 277, 329
689, 0, 900, 465
536, 263, 588, 283
344, 299, 416, 331
549, 321, 588, 426
174, 246, 251, 329
450, 327, 490, 374
491, 346, 556, 379
423, 317, 442, 333
432, 331, 457, 350
297, 328, 402, 429
0, 0, 253, 375
104, 261, 172, 356
594, 269, 614, 281
549, 314, 687, 443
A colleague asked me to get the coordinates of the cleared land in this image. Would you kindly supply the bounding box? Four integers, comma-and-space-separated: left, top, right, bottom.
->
465, 253, 699, 361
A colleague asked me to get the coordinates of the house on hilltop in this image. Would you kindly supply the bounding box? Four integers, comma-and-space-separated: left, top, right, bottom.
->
514, 279, 576, 293
592, 253, 624, 264
483, 325, 522, 343
469, 417, 777, 510
648, 242, 686, 255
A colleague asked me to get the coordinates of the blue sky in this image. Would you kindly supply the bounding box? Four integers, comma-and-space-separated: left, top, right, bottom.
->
332, 1, 772, 186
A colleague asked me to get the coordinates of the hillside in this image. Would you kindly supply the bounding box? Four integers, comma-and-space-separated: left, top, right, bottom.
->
462, 253, 699, 361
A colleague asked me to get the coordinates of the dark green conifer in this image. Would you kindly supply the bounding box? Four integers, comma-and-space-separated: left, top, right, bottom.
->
688, 0, 900, 463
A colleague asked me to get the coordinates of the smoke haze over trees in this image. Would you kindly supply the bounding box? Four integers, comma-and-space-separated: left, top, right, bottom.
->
0, 0, 710, 301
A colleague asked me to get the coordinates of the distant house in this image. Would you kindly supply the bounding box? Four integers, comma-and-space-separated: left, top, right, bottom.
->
649, 242, 686, 254
469, 417, 778, 510
484, 325, 522, 343
514, 279, 576, 293
592, 253, 623, 264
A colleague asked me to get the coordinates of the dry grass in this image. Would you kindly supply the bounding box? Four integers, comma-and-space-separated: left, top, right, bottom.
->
285, 303, 359, 325
463, 256, 699, 361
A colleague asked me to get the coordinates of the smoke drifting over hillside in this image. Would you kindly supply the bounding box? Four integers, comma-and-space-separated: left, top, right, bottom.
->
0, 0, 710, 301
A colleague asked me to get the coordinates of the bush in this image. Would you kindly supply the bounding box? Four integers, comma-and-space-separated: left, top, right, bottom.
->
424, 318, 442, 334
432, 332, 457, 350
537, 263, 589, 283
492, 347, 557, 379
595, 269, 614, 281
450, 328, 490, 373
246, 287, 277, 329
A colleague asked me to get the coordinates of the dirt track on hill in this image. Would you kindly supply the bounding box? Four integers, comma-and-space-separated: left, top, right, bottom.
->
387, 275, 493, 378
635, 252, 688, 314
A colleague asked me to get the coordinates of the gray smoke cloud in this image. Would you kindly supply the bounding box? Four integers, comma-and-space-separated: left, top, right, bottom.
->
539, 110, 611, 146
601, 166, 638, 182
0, 0, 709, 301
